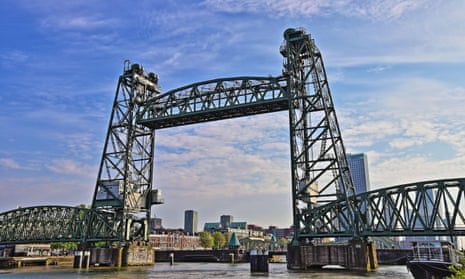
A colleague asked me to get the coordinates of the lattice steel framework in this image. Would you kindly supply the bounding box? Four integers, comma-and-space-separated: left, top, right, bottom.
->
296, 178, 465, 238
2, 178, 464, 244
280, 29, 359, 242
138, 76, 288, 129
90, 61, 162, 244
0, 206, 119, 244
140, 28, 359, 242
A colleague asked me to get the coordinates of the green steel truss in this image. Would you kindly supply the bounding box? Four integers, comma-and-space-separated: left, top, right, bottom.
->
0, 206, 119, 244
1, 178, 464, 244
1, 28, 464, 245
138, 76, 288, 129
90, 61, 162, 244
139, 28, 358, 242
301, 178, 465, 238
280, 29, 358, 242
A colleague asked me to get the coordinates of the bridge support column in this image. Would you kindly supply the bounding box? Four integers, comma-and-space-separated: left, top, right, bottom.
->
73, 242, 154, 268
124, 242, 154, 266
348, 239, 378, 272
287, 239, 378, 272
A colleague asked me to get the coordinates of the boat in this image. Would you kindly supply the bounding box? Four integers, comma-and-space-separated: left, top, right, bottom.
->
406, 241, 462, 279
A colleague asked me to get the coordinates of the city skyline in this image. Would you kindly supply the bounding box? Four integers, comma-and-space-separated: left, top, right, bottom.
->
1, 1, 465, 229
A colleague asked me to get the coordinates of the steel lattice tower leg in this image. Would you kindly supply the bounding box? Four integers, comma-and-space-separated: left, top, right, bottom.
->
281, 28, 361, 242
91, 61, 161, 245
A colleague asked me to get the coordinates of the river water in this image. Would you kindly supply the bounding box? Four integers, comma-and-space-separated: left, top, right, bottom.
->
0, 263, 413, 278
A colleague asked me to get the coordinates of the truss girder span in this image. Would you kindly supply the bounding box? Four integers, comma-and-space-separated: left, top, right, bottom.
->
139, 76, 289, 129
0, 206, 120, 244
299, 178, 465, 238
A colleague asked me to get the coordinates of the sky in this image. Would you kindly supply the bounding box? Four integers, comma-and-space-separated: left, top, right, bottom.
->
1, 0, 465, 229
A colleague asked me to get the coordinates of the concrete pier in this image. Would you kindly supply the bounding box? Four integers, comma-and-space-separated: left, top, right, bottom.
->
250, 249, 269, 273
73, 243, 154, 268
287, 239, 378, 272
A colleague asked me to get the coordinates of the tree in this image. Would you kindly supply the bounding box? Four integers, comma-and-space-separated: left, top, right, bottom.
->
212, 231, 226, 249
447, 258, 465, 279
199, 231, 214, 248
50, 242, 78, 255
278, 237, 290, 250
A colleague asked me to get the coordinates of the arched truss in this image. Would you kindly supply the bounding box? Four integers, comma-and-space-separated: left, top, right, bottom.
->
2, 178, 463, 244
139, 76, 288, 129
0, 206, 119, 244
307, 178, 465, 238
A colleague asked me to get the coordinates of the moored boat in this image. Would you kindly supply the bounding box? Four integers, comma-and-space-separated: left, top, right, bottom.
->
406, 241, 462, 279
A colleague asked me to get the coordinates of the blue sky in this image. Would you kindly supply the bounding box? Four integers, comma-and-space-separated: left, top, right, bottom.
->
1, 0, 465, 229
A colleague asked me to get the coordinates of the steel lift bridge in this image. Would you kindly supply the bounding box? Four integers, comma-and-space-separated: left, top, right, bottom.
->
1, 28, 465, 269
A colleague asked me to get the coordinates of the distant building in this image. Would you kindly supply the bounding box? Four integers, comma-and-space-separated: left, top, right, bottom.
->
204, 215, 247, 232
150, 217, 163, 233
347, 153, 371, 194
335, 153, 371, 243
149, 232, 200, 250
204, 222, 221, 232
220, 215, 234, 229
266, 226, 294, 241
184, 210, 198, 235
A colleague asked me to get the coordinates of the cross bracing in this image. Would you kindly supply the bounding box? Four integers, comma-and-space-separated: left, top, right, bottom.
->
138, 76, 289, 129
0, 206, 120, 244
1, 178, 464, 244
295, 178, 465, 238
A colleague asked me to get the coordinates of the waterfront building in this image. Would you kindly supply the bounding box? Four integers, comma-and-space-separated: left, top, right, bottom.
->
149, 232, 200, 250
184, 210, 198, 235
265, 226, 294, 241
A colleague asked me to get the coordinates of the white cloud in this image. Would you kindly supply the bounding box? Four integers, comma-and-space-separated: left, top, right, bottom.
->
46, 159, 96, 178
370, 155, 465, 188
201, 0, 428, 20
0, 158, 22, 169
0, 50, 29, 68
40, 15, 117, 30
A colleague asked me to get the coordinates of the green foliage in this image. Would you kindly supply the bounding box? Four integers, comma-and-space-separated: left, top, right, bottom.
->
278, 237, 289, 249
199, 231, 214, 248
94, 241, 107, 248
50, 242, 78, 253
223, 232, 231, 246
447, 258, 465, 279
212, 231, 226, 249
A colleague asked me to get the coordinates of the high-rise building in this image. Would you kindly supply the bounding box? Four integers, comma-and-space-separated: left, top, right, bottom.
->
220, 215, 234, 229
348, 153, 371, 194
184, 210, 198, 235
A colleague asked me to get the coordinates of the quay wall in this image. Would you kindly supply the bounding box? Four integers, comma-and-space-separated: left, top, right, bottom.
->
155, 249, 247, 263
376, 249, 411, 265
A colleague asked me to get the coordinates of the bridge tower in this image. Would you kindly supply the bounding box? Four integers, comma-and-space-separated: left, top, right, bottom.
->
281, 28, 360, 241
281, 28, 375, 270
91, 61, 163, 246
